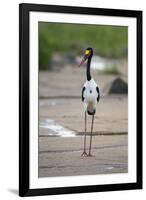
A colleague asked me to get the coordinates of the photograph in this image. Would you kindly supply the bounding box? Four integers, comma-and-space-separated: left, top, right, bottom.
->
38, 22, 128, 178
19, 3, 142, 196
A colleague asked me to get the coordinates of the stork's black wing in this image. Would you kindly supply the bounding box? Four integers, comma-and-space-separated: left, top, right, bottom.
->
82, 86, 85, 102
96, 86, 100, 102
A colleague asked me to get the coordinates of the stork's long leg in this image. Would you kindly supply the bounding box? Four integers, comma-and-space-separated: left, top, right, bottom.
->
88, 114, 95, 156
81, 112, 88, 156
84, 112, 87, 152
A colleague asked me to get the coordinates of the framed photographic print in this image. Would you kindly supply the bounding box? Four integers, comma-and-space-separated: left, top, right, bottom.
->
19, 3, 142, 197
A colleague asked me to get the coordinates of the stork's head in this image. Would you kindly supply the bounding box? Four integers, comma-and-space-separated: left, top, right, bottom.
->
78, 47, 93, 67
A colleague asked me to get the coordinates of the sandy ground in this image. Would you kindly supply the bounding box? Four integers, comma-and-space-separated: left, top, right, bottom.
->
39, 135, 128, 177
38, 65, 128, 177
39, 96, 127, 134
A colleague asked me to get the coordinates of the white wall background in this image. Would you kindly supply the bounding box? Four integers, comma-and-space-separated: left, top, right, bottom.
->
0, 0, 145, 199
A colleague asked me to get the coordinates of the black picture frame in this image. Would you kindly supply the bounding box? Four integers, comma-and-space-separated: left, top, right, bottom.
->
19, 3, 143, 197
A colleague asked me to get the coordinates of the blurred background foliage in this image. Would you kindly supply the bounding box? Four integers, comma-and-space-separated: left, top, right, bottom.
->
39, 22, 128, 70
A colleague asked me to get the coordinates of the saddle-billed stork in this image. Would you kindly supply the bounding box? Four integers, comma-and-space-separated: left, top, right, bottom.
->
78, 47, 100, 157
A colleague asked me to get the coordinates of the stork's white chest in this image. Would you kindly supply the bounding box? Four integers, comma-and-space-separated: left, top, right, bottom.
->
83, 79, 98, 102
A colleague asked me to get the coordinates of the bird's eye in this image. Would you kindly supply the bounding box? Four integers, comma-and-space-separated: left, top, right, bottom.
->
85, 50, 90, 55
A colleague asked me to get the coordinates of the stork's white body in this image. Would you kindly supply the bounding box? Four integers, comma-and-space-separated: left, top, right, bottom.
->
82, 78, 100, 115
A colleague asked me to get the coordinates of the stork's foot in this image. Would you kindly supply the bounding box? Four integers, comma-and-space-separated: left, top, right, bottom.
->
87, 153, 95, 157
81, 151, 88, 157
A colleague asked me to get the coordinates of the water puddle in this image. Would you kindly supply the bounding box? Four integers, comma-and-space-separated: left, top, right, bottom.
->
39, 118, 76, 137
39, 101, 57, 107
105, 167, 114, 170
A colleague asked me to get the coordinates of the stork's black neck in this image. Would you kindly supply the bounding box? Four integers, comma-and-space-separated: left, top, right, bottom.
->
86, 55, 92, 81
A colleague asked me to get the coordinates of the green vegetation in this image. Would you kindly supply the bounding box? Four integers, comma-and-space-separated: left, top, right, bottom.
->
39, 22, 128, 70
